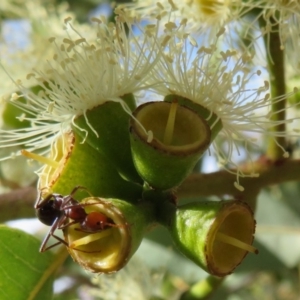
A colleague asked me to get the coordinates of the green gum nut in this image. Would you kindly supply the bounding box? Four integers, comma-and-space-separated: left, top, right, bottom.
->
64, 197, 154, 273
72, 94, 142, 183
164, 95, 223, 141
39, 130, 142, 202
129, 101, 211, 190
167, 200, 257, 277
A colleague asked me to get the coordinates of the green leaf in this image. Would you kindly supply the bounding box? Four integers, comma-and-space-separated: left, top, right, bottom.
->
255, 189, 300, 267
0, 225, 57, 300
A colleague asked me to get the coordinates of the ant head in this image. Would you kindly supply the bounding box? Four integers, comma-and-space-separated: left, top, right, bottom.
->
36, 198, 61, 226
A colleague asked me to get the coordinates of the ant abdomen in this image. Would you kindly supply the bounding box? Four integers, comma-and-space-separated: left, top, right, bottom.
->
78, 211, 119, 232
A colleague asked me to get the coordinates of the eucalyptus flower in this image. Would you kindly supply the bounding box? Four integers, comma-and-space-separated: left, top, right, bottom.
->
254, 1, 300, 38
119, 0, 254, 40
146, 22, 298, 190
0, 0, 90, 185
0, 11, 166, 169
120, 0, 238, 26
0, 0, 83, 96
248, 0, 300, 69
120, 0, 300, 64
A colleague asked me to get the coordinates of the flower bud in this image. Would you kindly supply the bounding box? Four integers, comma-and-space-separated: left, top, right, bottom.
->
168, 200, 257, 277
73, 94, 141, 183
64, 197, 154, 273
37, 130, 142, 202
129, 101, 211, 190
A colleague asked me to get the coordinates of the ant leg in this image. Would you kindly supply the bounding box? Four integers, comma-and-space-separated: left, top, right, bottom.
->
73, 227, 103, 233
73, 222, 128, 234
39, 217, 64, 252
62, 186, 94, 207
59, 219, 80, 230
40, 229, 102, 253
105, 222, 128, 229
63, 199, 112, 211
64, 200, 101, 210
40, 234, 69, 252
69, 186, 94, 198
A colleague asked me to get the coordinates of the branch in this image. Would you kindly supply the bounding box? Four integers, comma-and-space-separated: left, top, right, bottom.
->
177, 159, 300, 200
0, 186, 37, 222
259, 17, 287, 159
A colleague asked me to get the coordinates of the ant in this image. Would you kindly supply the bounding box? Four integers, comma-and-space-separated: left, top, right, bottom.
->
35, 186, 120, 252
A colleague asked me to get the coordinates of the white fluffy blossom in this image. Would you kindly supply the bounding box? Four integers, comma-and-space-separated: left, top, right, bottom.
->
119, 0, 253, 39
0, 11, 167, 160
119, 1, 300, 69
0, 0, 84, 96
146, 22, 298, 187
247, 0, 300, 69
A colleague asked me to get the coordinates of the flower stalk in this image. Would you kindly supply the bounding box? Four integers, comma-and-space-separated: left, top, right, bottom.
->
259, 16, 287, 160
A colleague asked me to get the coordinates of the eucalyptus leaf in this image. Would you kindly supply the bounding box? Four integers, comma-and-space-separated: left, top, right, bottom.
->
0, 225, 55, 300
255, 189, 300, 267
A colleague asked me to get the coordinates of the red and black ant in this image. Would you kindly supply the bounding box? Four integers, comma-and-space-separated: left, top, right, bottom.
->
35, 186, 120, 252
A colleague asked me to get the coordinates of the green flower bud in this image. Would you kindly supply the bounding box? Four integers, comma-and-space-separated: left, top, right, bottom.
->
167, 200, 257, 277
37, 130, 142, 202
64, 197, 154, 273
129, 101, 211, 190
73, 94, 142, 183
164, 95, 223, 141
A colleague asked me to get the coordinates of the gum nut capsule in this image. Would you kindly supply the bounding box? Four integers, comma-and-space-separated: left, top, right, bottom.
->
168, 200, 258, 277
63, 197, 154, 273
129, 101, 211, 190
